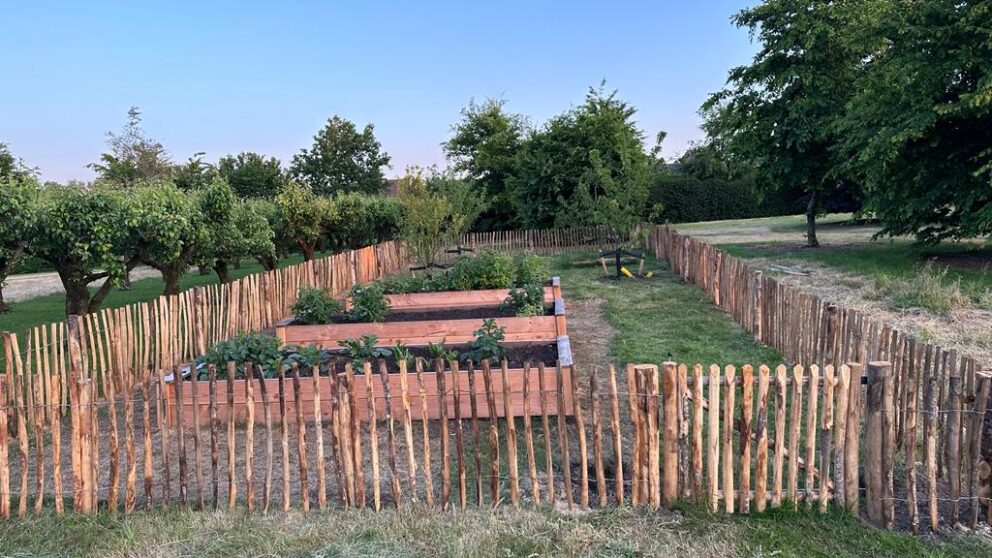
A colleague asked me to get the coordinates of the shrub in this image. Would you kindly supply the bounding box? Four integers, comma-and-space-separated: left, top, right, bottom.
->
290, 287, 342, 324
502, 282, 545, 316
449, 250, 514, 290
461, 318, 506, 364
198, 332, 283, 379
513, 251, 549, 287
648, 175, 764, 224
348, 283, 391, 322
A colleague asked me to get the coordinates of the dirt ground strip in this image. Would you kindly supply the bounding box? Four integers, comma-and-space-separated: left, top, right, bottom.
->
747, 257, 992, 367
4, 267, 161, 302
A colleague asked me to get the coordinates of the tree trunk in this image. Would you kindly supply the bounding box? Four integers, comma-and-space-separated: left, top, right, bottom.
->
161, 267, 184, 296
805, 190, 820, 248
0, 246, 24, 313
232, 260, 241, 270
59, 268, 92, 316
214, 259, 231, 284
197, 265, 211, 276
257, 254, 278, 272
299, 240, 315, 262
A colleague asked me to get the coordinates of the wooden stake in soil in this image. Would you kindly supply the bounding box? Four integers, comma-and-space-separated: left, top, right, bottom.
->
257, 367, 273, 513
969, 372, 992, 529
398, 359, 417, 503
482, 360, 501, 506
865, 361, 889, 528
208, 365, 219, 510
501, 360, 520, 507
707, 364, 721, 512
243, 363, 255, 511
722, 365, 736, 513
467, 362, 483, 506
590, 367, 606, 507
173, 366, 189, 510
608, 364, 623, 504
189, 364, 204, 510
739, 364, 754, 513
691, 364, 704, 506
661, 362, 679, 508
845, 363, 863, 515
819, 365, 835, 513
313, 366, 327, 510
414, 359, 433, 508
226, 363, 236, 509
450, 360, 466, 510
540, 362, 556, 504
772, 365, 787, 508
787, 365, 804, 509
278, 365, 291, 512
435, 359, 450, 510
754, 365, 770, 512
572, 364, 590, 510
142, 367, 154, 510
293, 363, 310, 512
947, 363, 962, 529
556, 362, 573, 510
0, 375, 9, 520
379, 359, 402, 509
804, 365, 820, 509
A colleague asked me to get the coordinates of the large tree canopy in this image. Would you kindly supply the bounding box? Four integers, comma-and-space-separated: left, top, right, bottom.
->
838, 0, 992, 242
701, 0, 869, 246
511, 85, 653, 235
0, 172, 39, 312
28, 185, 137, 315
89, 106, 173, 188
128, 185, 207, 295
443, 99, 527, 231
218, 152, 286, 198
290, 116, 391, 195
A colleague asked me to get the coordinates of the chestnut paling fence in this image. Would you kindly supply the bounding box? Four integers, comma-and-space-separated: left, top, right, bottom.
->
4, 347, 976, 530
0, 241, 406, 413
0, 223, 989, 533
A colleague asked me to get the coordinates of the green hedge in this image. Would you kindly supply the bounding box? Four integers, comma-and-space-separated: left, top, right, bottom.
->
648, 175, 797, 224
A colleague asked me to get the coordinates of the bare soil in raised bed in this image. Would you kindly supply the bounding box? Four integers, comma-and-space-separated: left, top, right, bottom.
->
324, 305, 553, 324
320, 342, 559, 373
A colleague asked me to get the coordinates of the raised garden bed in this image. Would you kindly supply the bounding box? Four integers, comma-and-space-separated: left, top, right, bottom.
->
370, 285, 555, 313
166, 350, 575, 424
168, 278, 574, 423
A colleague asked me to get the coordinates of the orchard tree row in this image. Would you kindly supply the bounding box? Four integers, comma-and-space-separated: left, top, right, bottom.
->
0, 152, 403, 316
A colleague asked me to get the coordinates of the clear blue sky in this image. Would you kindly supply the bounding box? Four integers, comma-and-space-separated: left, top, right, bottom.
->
1, 1, 757, 183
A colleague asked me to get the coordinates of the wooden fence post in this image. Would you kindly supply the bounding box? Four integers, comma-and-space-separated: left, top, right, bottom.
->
661, 362, 678, 508
844, 362, 863, 514
970, 371, 991, 529
865, 361, 891, 528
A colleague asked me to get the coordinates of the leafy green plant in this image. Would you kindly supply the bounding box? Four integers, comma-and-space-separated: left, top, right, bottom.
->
198, 332, 283, 379
426, 341, 458, 362
348, 283, 390, 322
513, 251, 549, 287
392, 342, 415, 369
448, 249, 514, 290
280, 344, 323, 373
501, 282, 545, 317
461, 318, 506, 365
338, 334, 392, 368
290, 286, 343, 324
